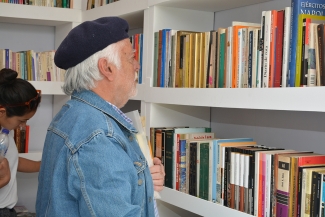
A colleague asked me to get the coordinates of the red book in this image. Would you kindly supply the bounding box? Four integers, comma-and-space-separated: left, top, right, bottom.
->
25, 125, 30, 153
274, 10, 284, 87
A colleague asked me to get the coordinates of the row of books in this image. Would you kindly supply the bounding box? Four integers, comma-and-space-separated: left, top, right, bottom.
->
153, 0, 325, 88
13, 125, 30, 154
0, 49, 66, 82
151, 126, 325, 217
130, 33, 144, 84
1, 0, 74, 8
86, 0, 119, 10
0, 33, 142, 83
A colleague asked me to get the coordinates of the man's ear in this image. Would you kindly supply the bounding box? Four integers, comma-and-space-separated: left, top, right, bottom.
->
0, 108, 6, 118
98, 58, 116, 81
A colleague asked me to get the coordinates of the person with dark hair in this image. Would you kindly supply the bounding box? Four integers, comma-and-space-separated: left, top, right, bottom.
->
0, 68, 42, 217
36, 17, 164, 217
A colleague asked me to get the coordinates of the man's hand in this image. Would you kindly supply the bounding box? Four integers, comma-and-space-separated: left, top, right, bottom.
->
0, 158, 10, 188
150, 157, 165, 192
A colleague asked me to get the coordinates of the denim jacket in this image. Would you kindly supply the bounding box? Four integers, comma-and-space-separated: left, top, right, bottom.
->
36, 90, 155, 217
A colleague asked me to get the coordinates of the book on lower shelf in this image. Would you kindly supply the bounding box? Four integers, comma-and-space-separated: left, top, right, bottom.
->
14, 205, 35, 217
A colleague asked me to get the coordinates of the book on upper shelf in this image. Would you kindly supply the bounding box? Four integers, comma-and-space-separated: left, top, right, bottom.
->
288, 0, 325, 87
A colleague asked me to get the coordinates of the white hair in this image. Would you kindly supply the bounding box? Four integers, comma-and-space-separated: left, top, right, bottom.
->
62, 40, 124, 95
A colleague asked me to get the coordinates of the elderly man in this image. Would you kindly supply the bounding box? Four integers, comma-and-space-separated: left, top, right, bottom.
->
36, 17, 164, 217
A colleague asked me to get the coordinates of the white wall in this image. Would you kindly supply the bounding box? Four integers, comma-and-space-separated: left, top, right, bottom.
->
0, 22, 55, 52
213, 0, 291, 29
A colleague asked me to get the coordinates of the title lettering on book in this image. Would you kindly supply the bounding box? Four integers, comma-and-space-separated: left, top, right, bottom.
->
301, 1, 325, 15
192, 135, 213, 139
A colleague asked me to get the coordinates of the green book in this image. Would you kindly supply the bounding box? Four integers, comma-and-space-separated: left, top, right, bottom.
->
218, 32, 226, 88
199, 142, 210, 200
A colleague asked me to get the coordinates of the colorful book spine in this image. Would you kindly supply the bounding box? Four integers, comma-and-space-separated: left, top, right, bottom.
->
179, 139, 187, 193
288, 0, 325, 87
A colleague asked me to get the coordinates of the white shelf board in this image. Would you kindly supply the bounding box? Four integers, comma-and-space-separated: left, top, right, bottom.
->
29, 81, 65, 95
0, 3, 81, 26
145, 87, 325, 112
19, 152, 42, 161
149, 0, 273, 12
82, 0, 147, 30
159, 187, 252, 217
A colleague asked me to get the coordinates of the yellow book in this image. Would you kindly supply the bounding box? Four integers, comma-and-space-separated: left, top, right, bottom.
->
199, 32, 206, 88
194, 33, 201, 88
183, 34, 190, 87
188, 33, 195, 88
175, 30, 198, 87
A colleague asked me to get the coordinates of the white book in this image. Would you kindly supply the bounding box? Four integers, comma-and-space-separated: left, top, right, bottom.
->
237, 29, 244, 88
252, 28, 259, 88
308, 23, 317, 87
244, 154, 250, 213
262, 10, 271, 88
230, 151, 236, 205
257, 11, 266, 88
282, 7, 291, 88
234, 153, 240, 210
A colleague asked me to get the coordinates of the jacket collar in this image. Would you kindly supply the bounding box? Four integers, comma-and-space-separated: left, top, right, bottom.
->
71, 90, 137, 134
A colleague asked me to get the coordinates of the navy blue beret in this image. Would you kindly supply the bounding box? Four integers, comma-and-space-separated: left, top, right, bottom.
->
54, 16, 129, 70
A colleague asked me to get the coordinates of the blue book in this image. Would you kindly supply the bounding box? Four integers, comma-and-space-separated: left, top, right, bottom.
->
179, 139, 187, 193
139, 34, 143, 84
5, 49, 10, 69
160, 29, 171, 87
288, 0, 325, 87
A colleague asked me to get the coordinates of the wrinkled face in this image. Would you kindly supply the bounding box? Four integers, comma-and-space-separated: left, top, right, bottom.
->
115, 39, 140, 107
0, 110, 36, 130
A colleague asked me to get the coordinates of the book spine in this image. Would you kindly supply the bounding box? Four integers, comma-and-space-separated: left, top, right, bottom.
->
275, 10, 284, 87
262, 11, 271, 88
212, 141, 218, 203
282, 7, 291, 87
276, 158, 290, 217
179, 139, 187, 193
297, 167, 303, 217
310, 171, 318, 217
305, 169, 313, 217
185, 141, 190, 194
319, 174, 325, 216
224, 147, 230, 207
318, 24, 325, 85
164, 130, 174, 188
288, 0, 300, 87
230, 151, 236, 208
199, 143, 209, 200
189, 142, 197, 196
219, 32, 226, 88
248, 30, 253, 88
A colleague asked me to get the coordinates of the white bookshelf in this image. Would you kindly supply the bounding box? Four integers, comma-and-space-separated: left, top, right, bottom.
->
29, 81, 65, 95
160, 188, 253, 217
145, 87, 325, 112
19, 152, 42, 161
1, 0, 310, 216
0, 3, 81, 26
